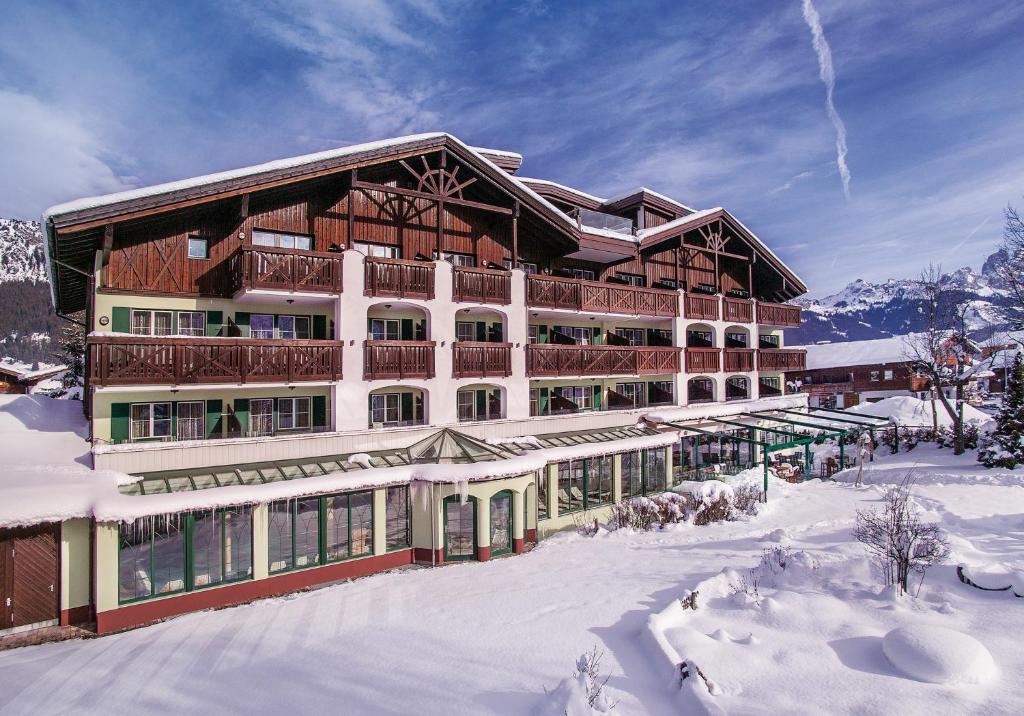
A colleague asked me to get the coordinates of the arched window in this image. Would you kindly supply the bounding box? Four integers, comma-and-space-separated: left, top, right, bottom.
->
688, 377, 715, 404
726, 376, 749, 401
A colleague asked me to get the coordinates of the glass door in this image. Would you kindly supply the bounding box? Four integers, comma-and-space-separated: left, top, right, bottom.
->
250, 398, 274, 436
490, 492, 512, 556
444, 496, 476, 561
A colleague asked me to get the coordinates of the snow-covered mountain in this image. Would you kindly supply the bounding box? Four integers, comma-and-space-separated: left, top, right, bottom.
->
787, 253, 1013, 344
0, 218, 47, 284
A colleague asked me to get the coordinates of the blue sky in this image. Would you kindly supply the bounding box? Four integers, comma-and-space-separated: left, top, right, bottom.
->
2, 0, 1023, 296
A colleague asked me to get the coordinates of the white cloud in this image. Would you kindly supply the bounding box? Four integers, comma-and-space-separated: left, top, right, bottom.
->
0, 90, 131, 219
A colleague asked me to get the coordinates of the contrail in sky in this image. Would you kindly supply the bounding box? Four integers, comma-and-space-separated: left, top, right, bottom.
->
801, 0, 851, 200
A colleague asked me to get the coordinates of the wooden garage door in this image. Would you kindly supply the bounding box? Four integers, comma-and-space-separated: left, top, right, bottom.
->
1, 524, 59, 629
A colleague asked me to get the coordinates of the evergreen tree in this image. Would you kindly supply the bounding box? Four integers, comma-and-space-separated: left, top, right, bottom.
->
979, 351, 1024, 468
55, 320, 85, 399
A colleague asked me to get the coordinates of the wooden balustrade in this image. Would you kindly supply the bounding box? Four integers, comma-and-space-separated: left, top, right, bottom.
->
683, 293, 720, 321
756, 301, 802, 327
526, 275, 678, 317
722, 297, 754, 323
723, 348, 755, 372
88, 336, 342, 386
229, 246, 342, 294
685, 347, 721, 373
364, 256, 435, 299
452, 266, 512, 305
363, 340, 435, 379
758, 348, 807, 371
452, 342, 512, 378
526, 344, 680, 377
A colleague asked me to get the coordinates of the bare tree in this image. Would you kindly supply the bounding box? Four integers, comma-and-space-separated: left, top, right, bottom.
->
853, 472, 950, 595
903, 264, 985, 454
994, 204, 1024, 335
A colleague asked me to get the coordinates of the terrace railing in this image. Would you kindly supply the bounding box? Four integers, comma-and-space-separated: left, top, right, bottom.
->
685, 347, 721, 373
88, 336, 342, 386
723, 348, 756, 372
722, 297, 754, 324
526, 275, 678, 317
363, 340, 435, 379
683, 293, 720, 321
452, 266, 512, 304
756, 301, 802, 327
452, 342, 512, 378
364, 257, 435, 299
526, 344, 680, 377
229, 246, 343, 294
758, 348, 807, 371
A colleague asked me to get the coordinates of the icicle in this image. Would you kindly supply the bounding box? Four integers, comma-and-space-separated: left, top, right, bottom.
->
458, 478, 469, 505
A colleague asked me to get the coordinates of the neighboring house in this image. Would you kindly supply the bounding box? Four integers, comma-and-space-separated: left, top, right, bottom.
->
786, 336, 929, 408
0, 359, 66, 394
6, 133, 811, 635
973, 347, 1022, 394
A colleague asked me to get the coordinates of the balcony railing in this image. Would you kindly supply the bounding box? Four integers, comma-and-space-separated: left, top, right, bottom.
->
685, 347, 721, 373
364, 257, 435, 299
758, 348, 807, 371
683, 293, 720, 321
723, 348, 755, 372
757, 301, 802, 327
452, 266, 512, 305
722, 297, 754, 324
526, 344, 680, 377
229, 246, 343, 294
452, 342, 512, 378
526, 275, 678, 317
88, 336, 342, 387
363, 340, 435, 379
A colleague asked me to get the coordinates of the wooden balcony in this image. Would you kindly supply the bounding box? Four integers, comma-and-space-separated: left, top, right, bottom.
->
526, 275, 678, 317
363, 340, 435, 379
364, 257, 435, 299
722, 297, 754, 323
452, 266, 511, 305
88, 336, 342, 387
526, 344, 680, 377
756, 301, 802, 327
229, 246, 342, 294
683, 293, 720, 321
452, 342, 512, 378
685, 347, 721, 373
758, 348, 807, 371
723, 348, 755, 372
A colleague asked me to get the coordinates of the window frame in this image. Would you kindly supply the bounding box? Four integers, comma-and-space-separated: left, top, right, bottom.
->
614, 327, 645, 346
370, 392, 402, 426
278, 397, 311, 431
250, 314, 275, 340
176, 400, 206, 440
385, 485, 411, 551
614, 271, 646, 287
370, 318, 400, 341
455, 321, 476, 343
252, 228, 313, 251
177, 311, 207, 337
269, 491, 376, 575
130, 309, 174, 337
353, 241, 400, 259
187, 236, 209, 260
130, 401, 172, 441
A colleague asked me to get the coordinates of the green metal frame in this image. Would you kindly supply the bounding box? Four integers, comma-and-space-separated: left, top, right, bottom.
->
490, 491, 514, 556
557, 455, 614, 514
268, 490, 375, 575
385, 485, 412, 552
443, 494, 478, 561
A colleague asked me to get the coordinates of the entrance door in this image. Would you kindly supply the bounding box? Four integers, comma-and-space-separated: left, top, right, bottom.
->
1, 524, 59, 630
443, 497, 476, 561
490, 492, 512, 556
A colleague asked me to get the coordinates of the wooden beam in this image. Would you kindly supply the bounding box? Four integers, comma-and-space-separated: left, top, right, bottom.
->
680, 239, 749, 262
512, 200, 519, 267
240, 192, 250, 219
101, 223, 114, 265
347, 169, 357, 245
437, 149, 446, 258
352, 179, 513, 215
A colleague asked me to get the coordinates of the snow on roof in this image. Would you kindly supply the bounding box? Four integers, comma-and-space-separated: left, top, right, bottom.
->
644, 394, 808, 424
469, 146, 523, 160
0, 359, 67, 381
846, 396, 992, 427
789, 336, 913, 370
603, 186, 695, 213
635, 207, 723, 240
515, 177, 607, 204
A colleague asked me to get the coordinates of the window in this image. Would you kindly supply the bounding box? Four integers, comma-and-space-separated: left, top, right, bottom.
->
455, 321, 476, 342
278, 315, 310, 340
615, 272, 645, 287
269, 497, 322, 573
870, 371, 880, 382
441, 251, 476, 267
760, 376, 782, 396
687, 378, 714, 404
759, 334, 780, 349
490, 492, 512, 555
657, 278, 680, 289
386, 485, 410, 550
253, 229, 312, 251
622, 451, 643, 498
250, 314, 274, 339
520, 262, 538, 275
725, 332, 748, 348
616, 382, 645, 408
687, 330, 713, 348
804, 375, 813, 385
370, 393, 401, 426
644, 447, 667, 494
557, 461, 585, 513
456, 389, 501, 422
649, 381, 674, 405
528, 325, 539, 344
324, 492, 374, 561
884, 369, 894, 381
615, 328, 645, 346
555, 385, 593, 410
353, 241, 400, 258
726, 376, 749, 400
569, 268, 595, 281
369, 318, 400, 341
457, 391, 476, 422
556, 457, 611, 514
177, 401, 206, 440
585, 456, 613, 508
188, 236, 209, 259
529, 388, 539, 417
177, 311, 206, 337
566, 326, 592, 345
278, 397, 311, 430
250, 399, 273, 436
190, 508, 252, 588
131, 310, 173, 336
130, 402, 171, 440
537, 471, 548, 520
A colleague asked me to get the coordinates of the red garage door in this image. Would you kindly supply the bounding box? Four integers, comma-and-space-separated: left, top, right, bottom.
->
1, 523, 59, 630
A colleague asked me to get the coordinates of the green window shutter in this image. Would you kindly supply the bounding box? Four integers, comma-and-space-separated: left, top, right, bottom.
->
111, 307, 130, 333
538, 325, 548, 344
171, 312, 178, 335
110, 402, 130, 443
592, 327, 602, 345
313, 315, 327, 340
476, 322, 487, 342
206, 399, 223, 438
539, 387, 549, 414
312, 395, 327, 428
400, 319, 414, 341
234, 312, 250, 338
491, 322, 503, 342
171, 401, 178, 439
400, 392, 414, 421
207, 310, 223, 337
593, 385, 602, 410
475, 389, 486, 416
233, 398, 249, 435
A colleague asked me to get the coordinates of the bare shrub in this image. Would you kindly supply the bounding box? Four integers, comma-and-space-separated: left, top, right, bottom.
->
573, 646, 616, 711
609, 485, 761, 531
853, 472, 950, 595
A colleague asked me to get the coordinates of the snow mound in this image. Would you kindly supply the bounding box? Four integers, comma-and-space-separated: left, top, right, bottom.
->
847, 396, 991, 427
674, 480, 734, 502
882, 625, 996, 685
761, 528, 789, 542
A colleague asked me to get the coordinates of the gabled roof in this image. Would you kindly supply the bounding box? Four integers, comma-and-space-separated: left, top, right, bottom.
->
601, 186, 695, 216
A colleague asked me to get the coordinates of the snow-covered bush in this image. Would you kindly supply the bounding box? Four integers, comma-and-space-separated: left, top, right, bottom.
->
544, 646, 616, 715
608, 482, 760, 531
979, 352, 1024, 468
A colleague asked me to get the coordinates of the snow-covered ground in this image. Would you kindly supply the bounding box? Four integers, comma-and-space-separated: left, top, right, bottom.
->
0, 430, 1022, 713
